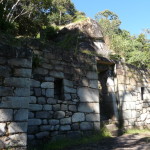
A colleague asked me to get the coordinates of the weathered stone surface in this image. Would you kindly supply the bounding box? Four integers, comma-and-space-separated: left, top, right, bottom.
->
0, 66, 11, 77
49, 119, 59, 125
53, 104, 61, 111
60, 118, 71, 125
64, 86, 76, 94
81, 78, 89, 86
28, 112, 34, 118
61, 104, 68, 111
0, 123, 6, 136
47, 98, 57, 104
60, 125, 71, 131
14, 88, 30, 97
43, 104, 52, 111
63, 79, 73, 87
28, 119, 42, 125
30, 79, 40, 87
40, 125, 54, 131
54, 111, 65, 119
0, 86, 13, 96
14, 68, 31, 77
72, 123, 79, 130
4, 77, 30, 88
36, 132, 49, 139
78, 103, 99, 113
14, 109, 28, 121
72, 113, 85, 122
77, 88, 99, 102
38, 97, 46, 104
0, 109, 13, 121
34, 68, 48, 75
86, 72, 98, 80
94, 122, 100, 130
80, 122, 93, 130
34, 88, 42, 96
49, 71, 64, 78
64, 94, 71, 100
29, 104, 42, 111
8, 58, 32, 68
1, 97, 29, 109
46, 89, 54, 97
89, 80, 98, 89
30, 96, 37, 103
8, 122, 27, 134
36, 111, 52, 119
69, 105, 77, 112
86, 114, 100, 122
3, 133, 27, 147
41, 82, 54, 88
45, 77, 54, 82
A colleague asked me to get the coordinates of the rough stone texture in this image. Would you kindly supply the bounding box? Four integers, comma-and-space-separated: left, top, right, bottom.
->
0, 109, 13, 121
80, 122, 93, 130
72, 113, 85, 122
0, 123, 6, 136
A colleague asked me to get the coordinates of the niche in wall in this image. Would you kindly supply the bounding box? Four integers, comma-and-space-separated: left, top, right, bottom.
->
54, 78, 64, 100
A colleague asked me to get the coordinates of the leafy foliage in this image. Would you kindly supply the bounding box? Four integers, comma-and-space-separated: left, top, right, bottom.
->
95, 10, 150, 69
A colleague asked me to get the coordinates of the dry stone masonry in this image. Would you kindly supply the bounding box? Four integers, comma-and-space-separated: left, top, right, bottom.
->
0, 19, 149, 149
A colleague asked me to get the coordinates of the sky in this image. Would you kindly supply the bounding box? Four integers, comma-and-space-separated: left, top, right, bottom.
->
72, 0, 150, 37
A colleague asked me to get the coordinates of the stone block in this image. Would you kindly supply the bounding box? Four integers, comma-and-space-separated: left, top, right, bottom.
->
52, 104, 61, 111
41, 63, 53, 69
43, 104, 52, 111
0, 86, 13, 96
49, 119, 59, 125
8, 122, 27, 134
4, 77, 30, 88
46, 89, 54, 97
34, 88, 42, 96
64, 94, 71, 100
89, 80, 98, 89
47, 98, 57, 104
72, 113, 85, 122
36, 132, 49, 139
63, 79, 73, 87
41, 82, 54, 88
30, 96, 37, 104
34, 68, 48, 75
36, 111, 52, 119
60, 117, 71, 125
72, 123, 79, 130
14, 109, 28, 121
29, 104, 42, 111
45, 77, 54, 82
86, 72, 98, 80
0, 123, 6, 136
14, 68, 31, 77
28, 112, 34, 118
94, 122, 100, 130
50, 71, 64, 78
80, 122, 93, 130
81, 78, 89, 87
14, 88, 30, 97
61, 104, 68, 111
54, 111, 65, 119
77, 87, 99, 102
78, 103, 99, 113
0, 109, 13, 121
0, 66, 11, 77
38, 97, 46, 104
30, 79, 40, 87
60, 125, 71, 131
64, 86, 76, 94
40, 125, 54, 131
8, 58, 32, 68
28, 119, 42, 125
86, 114, 100, 122
69, 105, 77, 112
3, 133, 27, 148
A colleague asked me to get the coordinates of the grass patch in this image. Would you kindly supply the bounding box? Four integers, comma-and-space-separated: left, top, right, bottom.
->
125, 128, 150, 134
34, 127, 111, 150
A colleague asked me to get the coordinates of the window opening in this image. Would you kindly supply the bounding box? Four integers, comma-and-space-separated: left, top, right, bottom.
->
141, 87, 144, 100
54, 78, 64, 100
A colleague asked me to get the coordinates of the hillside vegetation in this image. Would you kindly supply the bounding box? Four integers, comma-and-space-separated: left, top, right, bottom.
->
0, 1, 150, 69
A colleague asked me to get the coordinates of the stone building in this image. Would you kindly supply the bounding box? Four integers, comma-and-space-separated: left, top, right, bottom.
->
0, 18, 150, 149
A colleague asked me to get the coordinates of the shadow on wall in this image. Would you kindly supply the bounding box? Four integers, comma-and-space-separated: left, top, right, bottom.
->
116, 63, 150, 129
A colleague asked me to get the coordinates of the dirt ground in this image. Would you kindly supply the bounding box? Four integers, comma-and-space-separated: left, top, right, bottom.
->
65, 133, 150, 150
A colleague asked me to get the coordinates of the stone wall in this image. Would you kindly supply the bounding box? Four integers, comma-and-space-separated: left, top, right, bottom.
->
28, 49, 100, 142
0, 45, 32, 149
115, 63, 150, 129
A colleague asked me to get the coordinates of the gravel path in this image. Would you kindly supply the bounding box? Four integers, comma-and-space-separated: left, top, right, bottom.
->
65, 133, 150, 150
